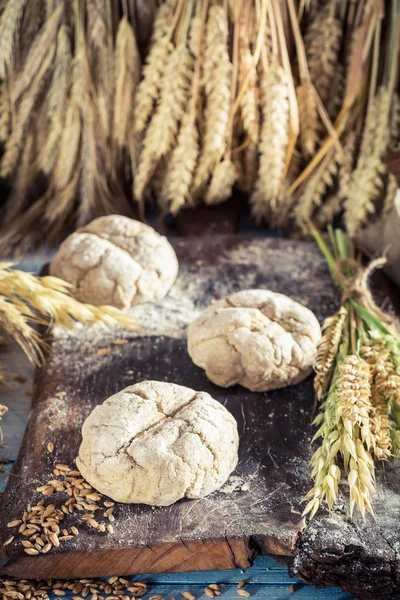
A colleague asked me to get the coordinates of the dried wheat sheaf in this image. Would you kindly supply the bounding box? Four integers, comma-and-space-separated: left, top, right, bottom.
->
0, 0, 399, 250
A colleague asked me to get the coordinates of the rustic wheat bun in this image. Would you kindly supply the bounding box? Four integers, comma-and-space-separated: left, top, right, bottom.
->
77, 381, 239, 506
50, 215, 178, 310
188, 289, 321, 392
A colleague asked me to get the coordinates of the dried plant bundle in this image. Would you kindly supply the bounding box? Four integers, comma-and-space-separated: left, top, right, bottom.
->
0, 0, 399, 250
305, 228, 400, 519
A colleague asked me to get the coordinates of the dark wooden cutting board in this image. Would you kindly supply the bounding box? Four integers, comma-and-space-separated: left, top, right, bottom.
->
1, 236, 399, 599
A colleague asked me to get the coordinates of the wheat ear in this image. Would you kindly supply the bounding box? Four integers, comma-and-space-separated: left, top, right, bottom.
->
133, 0, 177, 136
204, 158, 237, 205
134, 43, 193, 202
161, 11, 203, 213
1, 38, 56, 179
0, 81, 11, 143
86, 0, 113, 138
37, 24, 72, 175
337, 355, 375, 517
314, 307, 347, 401
0, 0, 26, 79
251, 62, 290, 223
163, 109, 199, 214
344, 88, 391, 236
112, 17, 140, 160
192, 5, 232, 195
295, 146, 340, 231
296, 83, 318, 159
11, 4, 62, 104
304, 5, 342, 106
390, 92, 400, 149
239, 43, 259, 146
43, 43, 85, 224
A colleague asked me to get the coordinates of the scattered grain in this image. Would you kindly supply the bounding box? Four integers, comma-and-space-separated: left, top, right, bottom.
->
97, 348, 109, 356
47, 442, 54, 453
7, 520, 22, 528
3, 535, 14, 546
237, 591, 250, 597
23, 548, 39, 555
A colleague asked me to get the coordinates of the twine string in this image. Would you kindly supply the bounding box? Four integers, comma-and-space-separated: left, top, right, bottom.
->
338, 256, 393, 325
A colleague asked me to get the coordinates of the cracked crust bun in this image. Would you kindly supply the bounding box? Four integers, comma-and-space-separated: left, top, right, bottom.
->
76, 381, 239, 506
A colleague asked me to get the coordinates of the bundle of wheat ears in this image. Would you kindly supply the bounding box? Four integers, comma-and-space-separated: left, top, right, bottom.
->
304, 228, 400, 519
0, 263, 136, 442
0, 0, 399, 251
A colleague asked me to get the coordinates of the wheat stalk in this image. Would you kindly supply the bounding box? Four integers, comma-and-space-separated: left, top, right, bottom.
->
133, 0, 177, 136
251, 62, 290, 223
192, 5, 232, 195
0, 0, 26, 79
135, 42, 193, 202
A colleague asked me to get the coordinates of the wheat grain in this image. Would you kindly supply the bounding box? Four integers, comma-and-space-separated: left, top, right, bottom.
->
251, 63, 289, 223
192, 5, 232, 195
135, 43, 193, 202
112, 17, 140, 158
0, 0, 26, 79
314, 307, 347, 401
296, 83, 318, 159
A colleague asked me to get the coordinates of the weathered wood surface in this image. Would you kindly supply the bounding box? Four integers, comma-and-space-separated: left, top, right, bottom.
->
0, 236, 398, 599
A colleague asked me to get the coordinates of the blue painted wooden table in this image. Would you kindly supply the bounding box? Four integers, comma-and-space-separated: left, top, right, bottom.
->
0, 256, 353, 599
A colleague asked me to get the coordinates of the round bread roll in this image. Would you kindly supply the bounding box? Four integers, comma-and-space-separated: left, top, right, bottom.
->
50, 215, 178, 309
76, 381, 239, 506
187, 289, 321, 392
